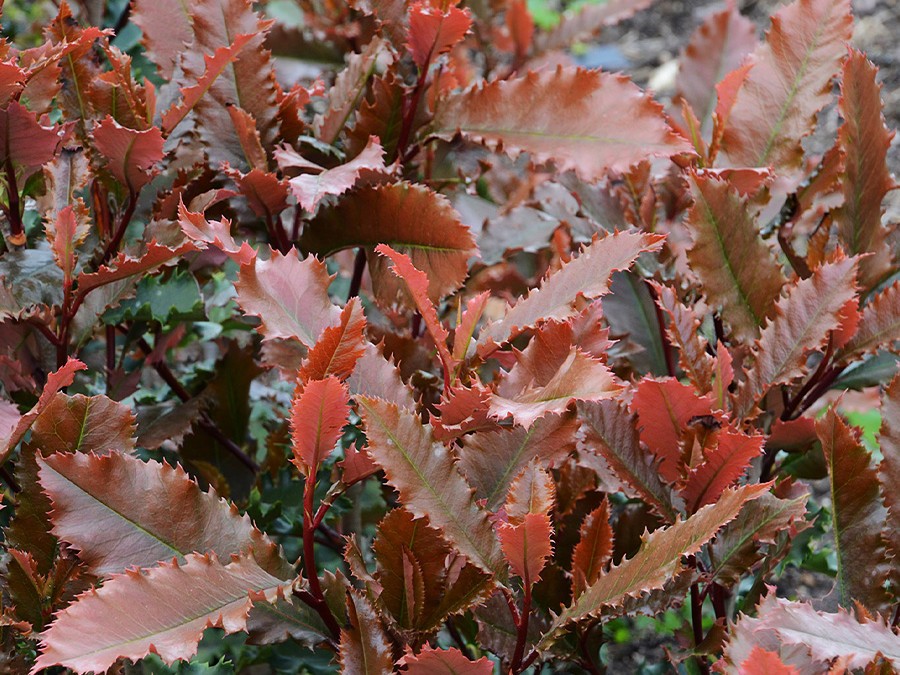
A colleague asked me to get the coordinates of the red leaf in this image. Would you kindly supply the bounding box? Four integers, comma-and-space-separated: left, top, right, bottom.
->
433, 67, 692, 182
505, 461, 555, 522
738, 646, 799, 675
178, 201, 256, 265
680, 430, 764, 513
676, 5, 757, 133
478, 231, 665, 353
76, 241, 196, 294
630, 378, 716, 483
340, 445, 380, 486
161, 33, 255, 134
347, 343, 417, 411
491, 348, 622, 428
498, 512, 553, 585
376, 244, 453, 375
651, 282, 714, 394
718, 0, 852, 172
92, 116, 164, 192
506, 0, 534, 57
235, 249, 341, 346
339, 590, 395, 674
0, 62, 26, 107
0, 101, 61, 180
452, 291, 489, 366
536, 0, 655, 52
841, 281, 900, 358
131, 0, 193, 79
738, 255, 859, 417
31, 393, 135, 455
289, 136, 388, 212
34, 552, 288, 673
298, 298, 367, 384
305, 182, 477, 305
357, 397, 504, 576
38, 451, 283, 577
880, 376, 900, 585
578, 400, 679, 522
226, 105, 267, 170
571, 499, 613, 598
290, 376, 350, 475
817, 407, 891, 611
832, 50, 896, 290
433, 384, 497, 442
459, 413, 577, 509
51, 206, 78, 288
406, 3, 472, 70
0, 358, 86, 462
224, 167, 290, 220
400, 646, 493, 675
685, 171, 785, 340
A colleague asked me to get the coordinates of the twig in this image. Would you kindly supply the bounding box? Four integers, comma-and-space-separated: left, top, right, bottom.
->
347, 247, 367, 300
135, 337, 259, 472
690, 583, 711, 675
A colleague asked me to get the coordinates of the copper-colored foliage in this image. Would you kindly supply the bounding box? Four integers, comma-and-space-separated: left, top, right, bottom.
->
434, 67, 692, 182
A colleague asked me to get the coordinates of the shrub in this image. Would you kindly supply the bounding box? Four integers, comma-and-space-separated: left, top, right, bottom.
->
0, 0, 897, 672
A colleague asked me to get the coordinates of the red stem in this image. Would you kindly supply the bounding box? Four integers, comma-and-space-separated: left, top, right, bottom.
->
510, 583, 532, 673
690, 583, 711, 675
302, 472, 342, 639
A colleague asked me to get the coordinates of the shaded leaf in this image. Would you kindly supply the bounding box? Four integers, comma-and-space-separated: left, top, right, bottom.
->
536, 0, 655, 52
305, 183, 477, 304
30, 393, 135, 455
236, 249, 341, 346
459, 413, 577, 510
879, 375, 900, 579
433, 67, 692, 182
571, 499, 613, 598
92, 116, 164, 192
676, 5, 758, 133
685, 172, 785, 340
290, 376, 350, 475
540, 483, 768, 647
290, 136, 387, 212
0, 101, 61, 181
738, 255, 859, 417
577, 400, 678, 522
817, 408, 891, 611
315, 37, 394, 145
358, 397, 504, 576
709, 492, 808, 587
406, 3, 472, 70
245, 587, 330, 648
1, 359, 86, 462
833, 51, 896, 290
479, 231, 665, 353
339, 590, 395, 674
841, 281, 900, 358
400, 646, 493, 674
131, 0, 193, 79
37, 451, 287, 578
34, 552, 287, 673
718, 0, 851, 172
651, 282, 714, 393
